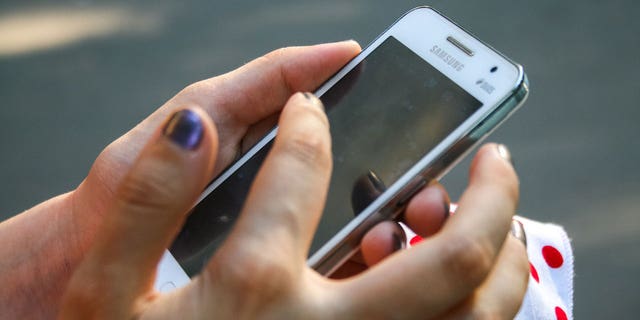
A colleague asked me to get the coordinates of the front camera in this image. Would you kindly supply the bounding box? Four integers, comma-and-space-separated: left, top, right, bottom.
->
490, 66, 498, 73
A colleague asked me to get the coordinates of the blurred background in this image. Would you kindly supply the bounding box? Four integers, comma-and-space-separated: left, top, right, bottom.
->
1, 0, 638, 318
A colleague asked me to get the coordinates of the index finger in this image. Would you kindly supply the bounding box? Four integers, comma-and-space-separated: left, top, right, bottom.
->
216, 93, 332, 264
338, 144, 519, 319
111, 41, 360, 175
91, 41, 360, 211
180, 41, 361, 127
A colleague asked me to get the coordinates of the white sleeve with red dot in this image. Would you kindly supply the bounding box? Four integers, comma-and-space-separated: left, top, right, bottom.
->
514, 216, 574, 320
403, 204, 575, 319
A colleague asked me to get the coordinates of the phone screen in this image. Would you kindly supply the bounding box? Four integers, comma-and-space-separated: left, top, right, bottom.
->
170, 36, 482, 276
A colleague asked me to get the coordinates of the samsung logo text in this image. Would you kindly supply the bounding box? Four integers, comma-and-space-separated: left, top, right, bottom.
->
430, 45, 464, 72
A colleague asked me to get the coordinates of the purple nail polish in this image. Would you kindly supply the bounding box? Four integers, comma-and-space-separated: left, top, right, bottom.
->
163, 109, 204, 150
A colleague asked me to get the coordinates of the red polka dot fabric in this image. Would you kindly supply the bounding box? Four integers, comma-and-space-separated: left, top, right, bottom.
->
530, 262, 540, 283
409, 235, 423, 246
401, 205, 574, 319
555, 306, 568, 320
542, 245, 564, 268
514, 216, 574, 320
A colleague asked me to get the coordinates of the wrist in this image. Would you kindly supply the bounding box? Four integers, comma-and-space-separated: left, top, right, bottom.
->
0, 192, 83, 318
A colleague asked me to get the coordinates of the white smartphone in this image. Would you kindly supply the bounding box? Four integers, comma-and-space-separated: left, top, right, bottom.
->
154, 6, 529, 291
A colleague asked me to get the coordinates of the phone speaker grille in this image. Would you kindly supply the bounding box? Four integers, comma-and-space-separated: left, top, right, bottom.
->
446, 36, 474, 56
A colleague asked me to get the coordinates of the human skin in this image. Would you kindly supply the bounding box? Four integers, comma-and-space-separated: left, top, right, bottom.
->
0, 41, 528, 319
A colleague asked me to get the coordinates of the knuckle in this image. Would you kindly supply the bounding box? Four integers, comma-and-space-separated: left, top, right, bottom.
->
278, 129, 331, 170
178, 78, 222, 102
179, 81, 205, 97
440, 236, 495, 287
264, 47, 290, 62
86, 142, 125, 198
251, 48, 288, 77
116, 158, 182, 213
211, 245, 295, 302
261, 47, 297, 93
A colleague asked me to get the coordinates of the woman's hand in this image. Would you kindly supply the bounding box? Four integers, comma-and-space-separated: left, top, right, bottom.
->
60, 90, 528, 318
0, 39, 529, 319
0, 41, 361, 318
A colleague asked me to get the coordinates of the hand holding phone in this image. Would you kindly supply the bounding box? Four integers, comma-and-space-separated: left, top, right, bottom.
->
58, 7, 529, 319
158, 6, 528, 283
62, 98, 527, 319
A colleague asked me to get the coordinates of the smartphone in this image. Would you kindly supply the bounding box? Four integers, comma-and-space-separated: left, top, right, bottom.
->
154, 6, 529, 291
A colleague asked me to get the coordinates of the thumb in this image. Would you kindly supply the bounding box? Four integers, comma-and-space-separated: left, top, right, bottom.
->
60, 108, 217, 318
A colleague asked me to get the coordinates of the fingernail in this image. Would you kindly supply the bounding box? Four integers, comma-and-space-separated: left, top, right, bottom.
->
351, 171, 386, 216
302, 92, 324, 111
497, 144, 513, 165
366, 170, 386, 192
510, 219, 527, 247
428, 181, 450, 220
443, 198, 450, 220
163, 109, 204, 150
392, 228, 407, 251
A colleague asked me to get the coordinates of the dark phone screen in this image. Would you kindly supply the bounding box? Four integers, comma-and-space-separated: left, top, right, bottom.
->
170, 36, 482, 276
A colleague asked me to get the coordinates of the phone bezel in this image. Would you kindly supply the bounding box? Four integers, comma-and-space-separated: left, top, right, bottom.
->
155, 6, 528, 288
